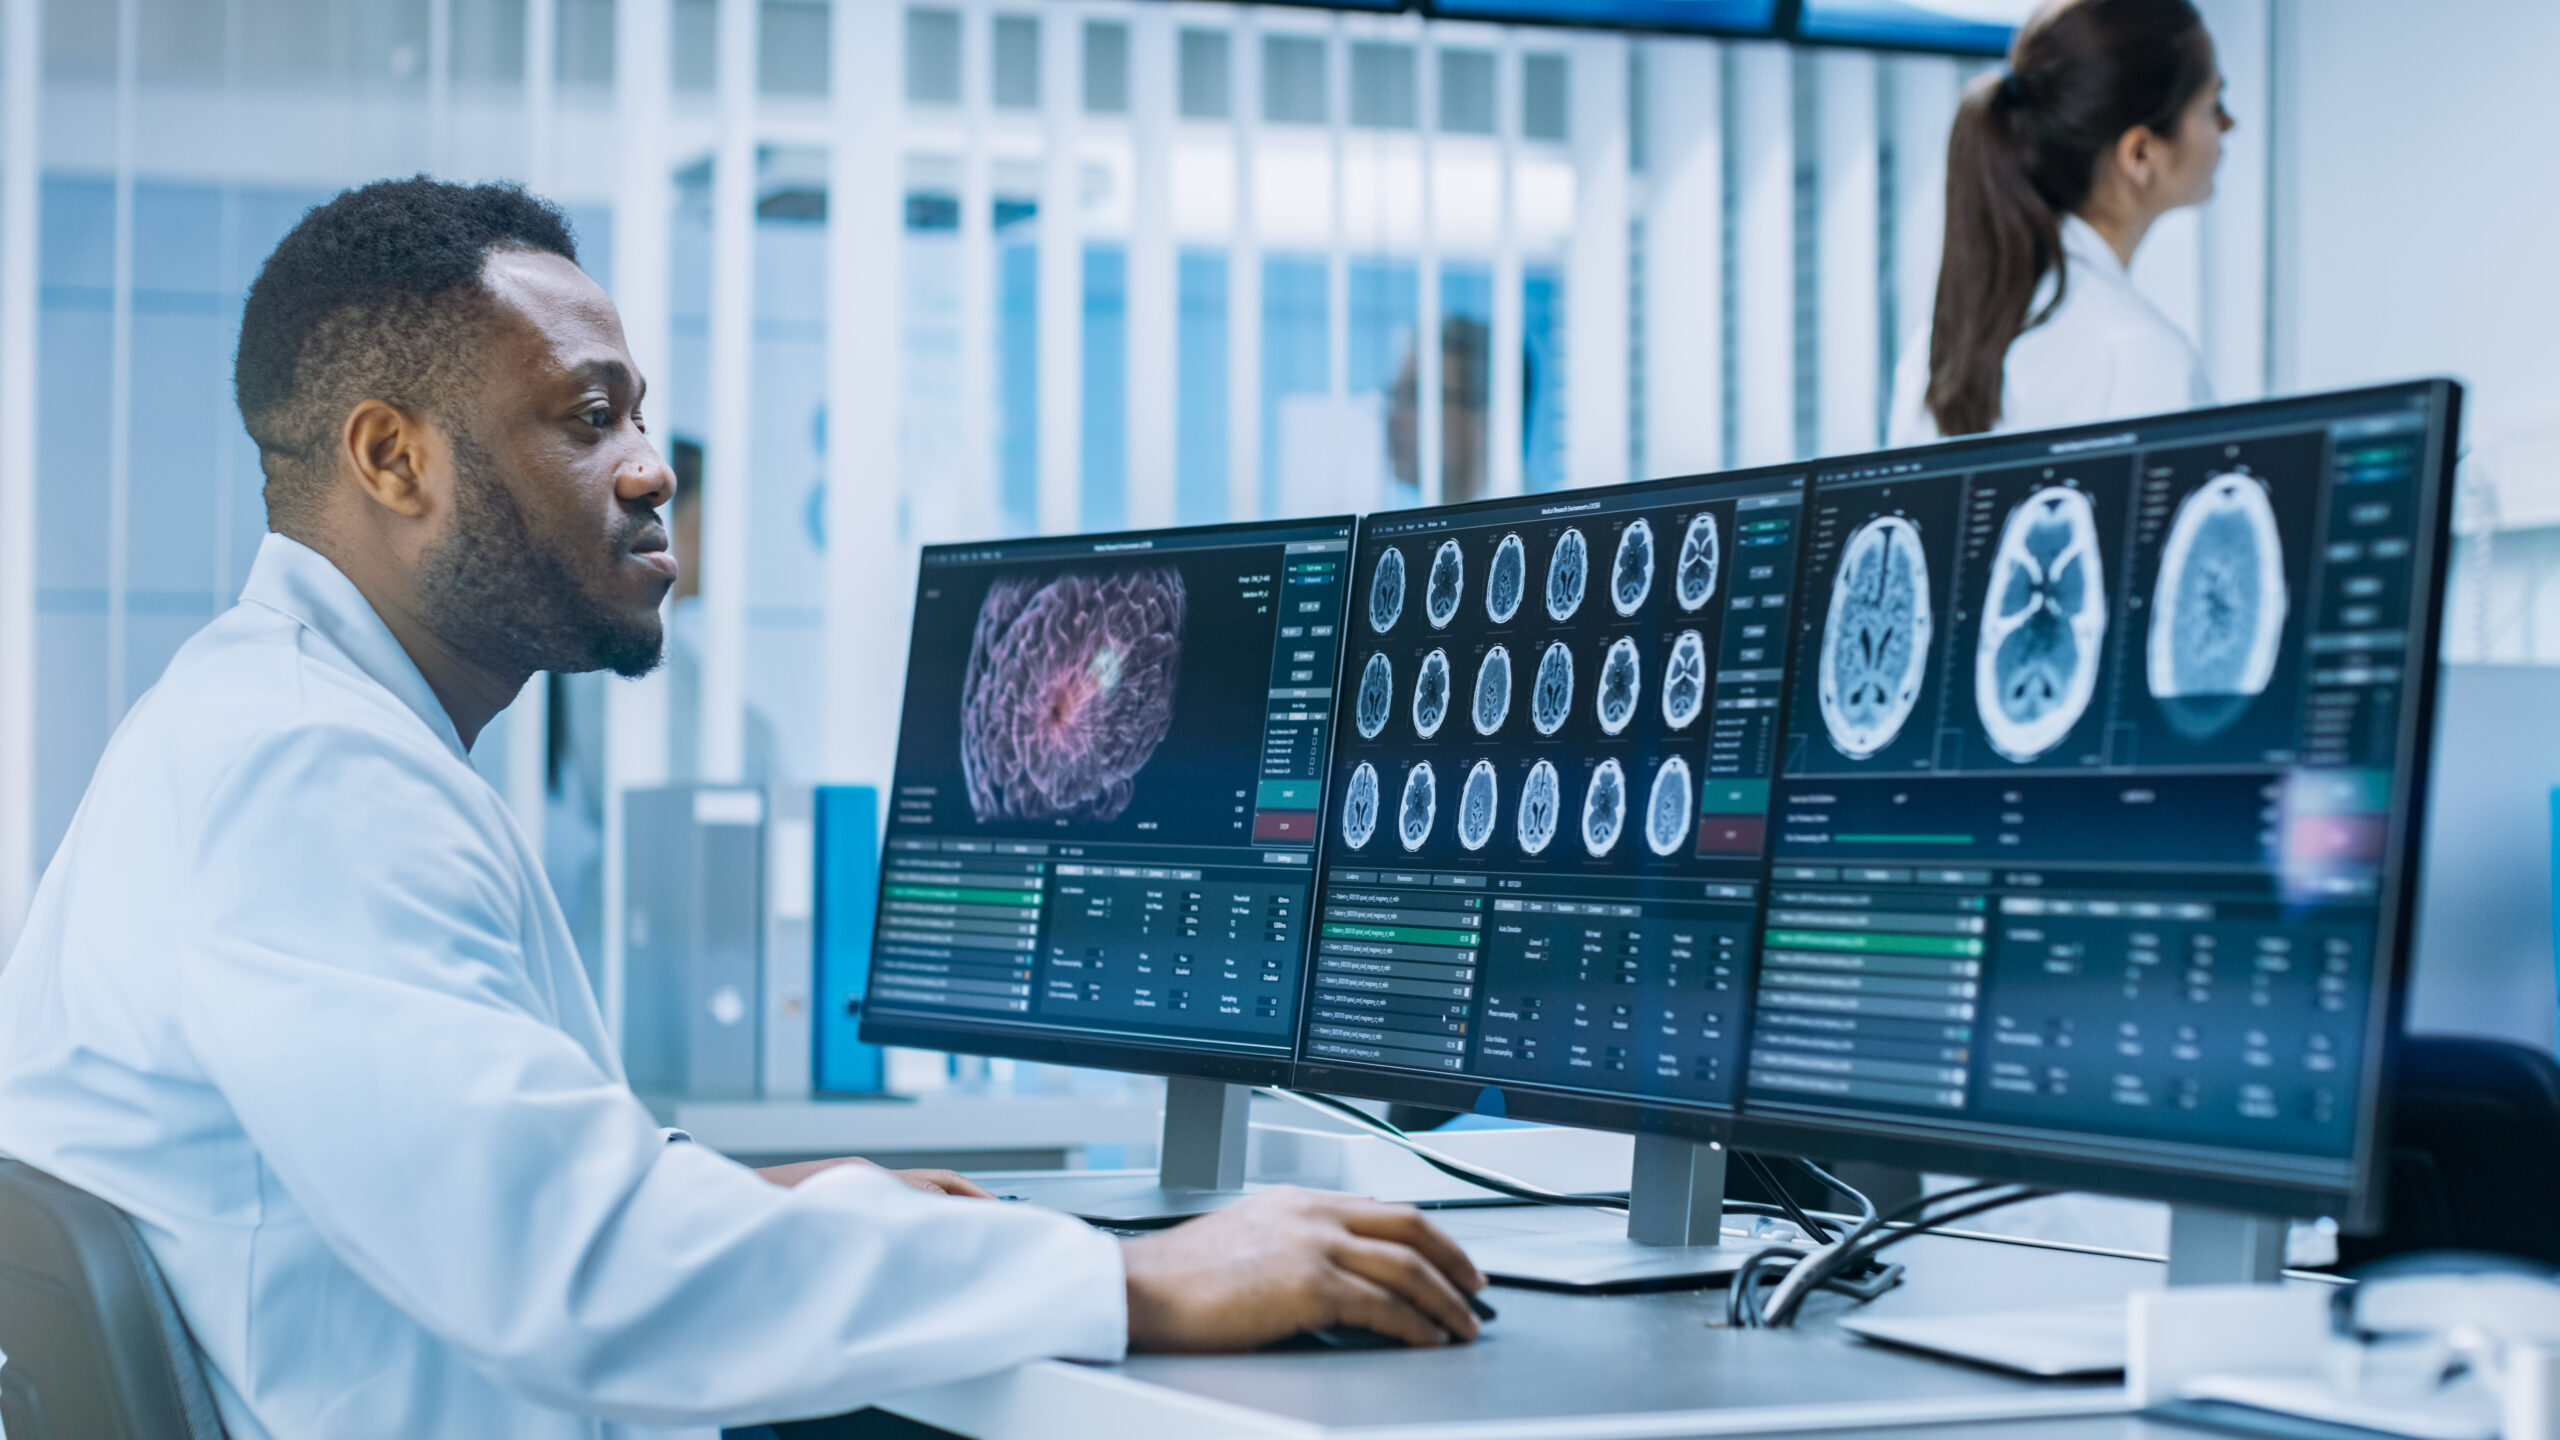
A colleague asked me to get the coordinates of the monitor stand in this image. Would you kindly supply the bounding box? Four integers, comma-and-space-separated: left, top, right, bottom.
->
1837, 1203, 2289, 1377
981, 1075, 1265, 1224
1461, 1134, 1761, 1292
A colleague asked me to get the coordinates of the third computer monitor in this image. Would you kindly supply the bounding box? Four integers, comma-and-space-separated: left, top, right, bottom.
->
1737, 380, 2458, 1224
1293, 465, 1812, 1141
857, 516, 1357, 1087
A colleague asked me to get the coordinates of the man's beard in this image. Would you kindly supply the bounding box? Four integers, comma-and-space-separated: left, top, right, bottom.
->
416, 429, 665, 680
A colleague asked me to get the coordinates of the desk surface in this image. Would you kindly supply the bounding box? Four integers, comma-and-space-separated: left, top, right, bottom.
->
877, 1204, 2269, 1440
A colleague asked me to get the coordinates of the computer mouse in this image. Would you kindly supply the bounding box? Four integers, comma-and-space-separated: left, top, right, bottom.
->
1266, 1294, 1498, 1351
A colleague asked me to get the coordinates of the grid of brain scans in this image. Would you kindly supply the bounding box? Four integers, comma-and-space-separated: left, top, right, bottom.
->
1302, 469, 1808, 1115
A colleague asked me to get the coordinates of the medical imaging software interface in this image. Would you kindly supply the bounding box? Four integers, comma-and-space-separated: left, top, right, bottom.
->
863, 519, 1354, 1061
1302, 472, 1806, 1112
1753, 392, 2440, 1188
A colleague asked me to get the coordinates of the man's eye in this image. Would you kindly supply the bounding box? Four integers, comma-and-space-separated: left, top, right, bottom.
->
584, 406, 613, 429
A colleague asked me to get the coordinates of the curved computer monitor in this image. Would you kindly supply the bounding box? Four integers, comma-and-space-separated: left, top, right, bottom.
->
1292, 462, 1814, 1146
1731, 379, 2459, 1233
855, 516, 1357, 1218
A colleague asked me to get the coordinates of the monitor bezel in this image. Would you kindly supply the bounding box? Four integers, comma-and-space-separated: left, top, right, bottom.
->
1293, 458, 1816, 1144
855, 512, 1360, 1091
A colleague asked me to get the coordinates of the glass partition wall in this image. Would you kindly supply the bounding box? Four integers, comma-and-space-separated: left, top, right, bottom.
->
0, 0, 2262, 1040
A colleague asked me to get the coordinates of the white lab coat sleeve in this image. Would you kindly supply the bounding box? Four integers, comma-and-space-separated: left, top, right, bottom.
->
176, 723, 1127, 1428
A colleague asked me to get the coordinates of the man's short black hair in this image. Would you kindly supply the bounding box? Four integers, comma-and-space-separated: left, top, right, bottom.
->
234, 176, 579, 530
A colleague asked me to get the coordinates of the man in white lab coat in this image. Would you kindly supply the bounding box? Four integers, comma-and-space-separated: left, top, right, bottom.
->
0, 178, 1482, 1440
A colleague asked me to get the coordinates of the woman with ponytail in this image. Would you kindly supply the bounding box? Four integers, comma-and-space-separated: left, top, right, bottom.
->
1886, 0, 2233, 445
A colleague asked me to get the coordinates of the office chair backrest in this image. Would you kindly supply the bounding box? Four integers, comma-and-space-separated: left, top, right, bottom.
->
0, 1159, 228, 1440
2334, 1036, 2560, 1270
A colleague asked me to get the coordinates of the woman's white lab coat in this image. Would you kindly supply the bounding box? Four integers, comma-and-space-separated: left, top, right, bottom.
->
1886, 212, 2213, 448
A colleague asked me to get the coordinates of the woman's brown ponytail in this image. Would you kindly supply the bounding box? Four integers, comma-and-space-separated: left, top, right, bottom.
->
1925, 0, 2216, 437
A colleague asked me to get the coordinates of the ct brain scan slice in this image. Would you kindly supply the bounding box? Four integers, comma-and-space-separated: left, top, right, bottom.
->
1473, 645, 1513, 735
1819, 515, 1933, 759
1975, 486, 2108, 762
1612, 519, 1656, 616
1341, 761, 1380, 848
1487, 533, 1527, 623
1547, 527, 1588, 621
1355, 651, 1394, 739
1597, 636, 1642, 736
1663, 629, 1707, 730
1413, 648, 1452, 737
1399, 761, 1437, 851
1369, 545, 1406, 634
2148, 471, 2289, 739
1677, 513, 1721, 612
1427, 539, 1465, 629
1458, 760, 1499, 851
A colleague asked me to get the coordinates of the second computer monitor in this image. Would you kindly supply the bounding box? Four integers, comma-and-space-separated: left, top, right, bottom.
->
1293, 465, 1810, 1140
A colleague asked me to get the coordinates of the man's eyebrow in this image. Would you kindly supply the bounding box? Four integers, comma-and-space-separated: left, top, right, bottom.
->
567, 357, 638, 398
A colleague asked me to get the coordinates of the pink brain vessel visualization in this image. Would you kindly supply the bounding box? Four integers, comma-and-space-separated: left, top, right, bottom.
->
960, 567, 1187, 823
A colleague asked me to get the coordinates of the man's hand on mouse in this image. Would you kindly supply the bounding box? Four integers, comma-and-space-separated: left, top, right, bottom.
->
755, 1156, 994, 1197
1119, 1187, 1487, 1352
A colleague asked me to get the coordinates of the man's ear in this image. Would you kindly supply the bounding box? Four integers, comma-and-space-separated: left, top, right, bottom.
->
340, 398, 441, 520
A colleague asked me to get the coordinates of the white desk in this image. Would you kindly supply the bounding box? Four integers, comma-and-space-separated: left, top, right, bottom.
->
662, 1090, 1168, 1167
869, 1205, 2303, 1440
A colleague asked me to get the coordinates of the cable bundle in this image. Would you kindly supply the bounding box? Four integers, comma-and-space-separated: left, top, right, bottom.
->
1728, 1181, 2052, 1328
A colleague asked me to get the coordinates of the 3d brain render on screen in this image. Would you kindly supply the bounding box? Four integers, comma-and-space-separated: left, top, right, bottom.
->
1974, 486, 2107, 762
1819, 515, 1933, 759
2148, 471, 2289, 739
960, 567, 1186, 822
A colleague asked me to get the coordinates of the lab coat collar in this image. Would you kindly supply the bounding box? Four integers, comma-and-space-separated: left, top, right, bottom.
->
2059, 214, 2130, 282
237, 532, 471, 761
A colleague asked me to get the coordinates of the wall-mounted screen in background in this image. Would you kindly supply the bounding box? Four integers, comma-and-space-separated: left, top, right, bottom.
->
1792, 0, 2035, 56
1422, 0, 1781, 38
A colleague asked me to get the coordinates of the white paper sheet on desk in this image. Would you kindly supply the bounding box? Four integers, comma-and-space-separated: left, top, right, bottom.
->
2182, 1370, 2497, 1440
